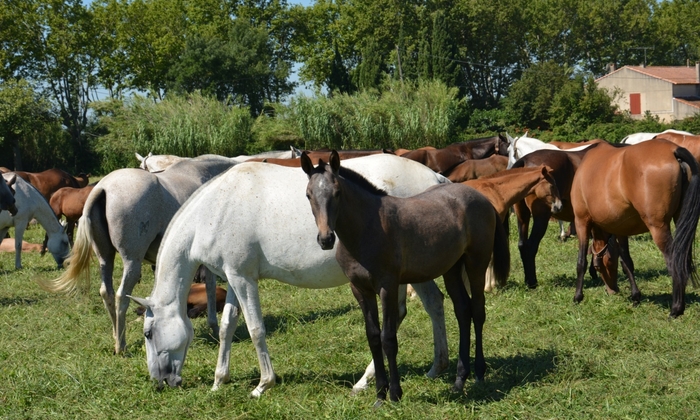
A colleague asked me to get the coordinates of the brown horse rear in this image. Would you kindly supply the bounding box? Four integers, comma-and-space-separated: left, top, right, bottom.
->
652, 133, 700, 162
446, 155, 508, 182
571, 140, 700, 317
13, 168, 84, 201
401, 134, 509, 173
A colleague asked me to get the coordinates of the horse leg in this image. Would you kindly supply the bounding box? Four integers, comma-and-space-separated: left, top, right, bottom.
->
513, 201, 535, 288
379, 282, 402, 402
465, 264, 488, 383
591, 230, 619, 295
114, 258, 142, 354
200, 266, 220, 337
522, 211, 550, 289
352, 284, 406, 395
225, 271, 276, 398
349, 281, 387, 402
66, 219, 76, 246
213, 282, 241, 391
13, 221, 26, 269
613, 236, 641, 304
573, 218, 591, 303
410, 281, 448, 378
442, 262, 472, 393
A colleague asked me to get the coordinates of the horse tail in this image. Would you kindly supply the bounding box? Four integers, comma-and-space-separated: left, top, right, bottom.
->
39, 187, 105, 295
491, 207, 511, 288
669, 147, 700, 289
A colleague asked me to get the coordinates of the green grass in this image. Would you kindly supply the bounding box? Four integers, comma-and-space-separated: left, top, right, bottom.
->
1, 221, 699, 419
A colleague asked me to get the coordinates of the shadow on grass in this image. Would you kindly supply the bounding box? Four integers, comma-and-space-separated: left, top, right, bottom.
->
640, 290, 700, 312
548, 266, 670, 290
193, 304, 357, 345
0, 296, 41, 306
257, 348, 558, 404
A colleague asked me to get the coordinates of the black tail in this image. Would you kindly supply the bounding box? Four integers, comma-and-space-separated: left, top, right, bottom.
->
669, 147, 700, 290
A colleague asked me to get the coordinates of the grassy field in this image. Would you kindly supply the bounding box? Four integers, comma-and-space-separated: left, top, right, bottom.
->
1, 220, 699, 419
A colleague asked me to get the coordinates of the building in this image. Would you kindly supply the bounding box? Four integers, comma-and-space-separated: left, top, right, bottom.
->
595, 64, 700, 122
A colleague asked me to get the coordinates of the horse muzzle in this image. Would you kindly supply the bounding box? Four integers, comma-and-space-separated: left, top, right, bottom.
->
551, 199, 563, 214
317, 232, 336, 250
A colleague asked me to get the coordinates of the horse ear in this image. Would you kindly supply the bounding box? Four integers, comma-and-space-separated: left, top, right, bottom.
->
300, 152, 314, 176
505, 132, 513, 143
135, 153, 144, 162
6, 174, 16, 187
329, 150, 340, 173
127, 295, 154, 309
290, 146, 301, 158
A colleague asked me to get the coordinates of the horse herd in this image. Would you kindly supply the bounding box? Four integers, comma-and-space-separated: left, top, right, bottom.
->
1, 129, 699, 406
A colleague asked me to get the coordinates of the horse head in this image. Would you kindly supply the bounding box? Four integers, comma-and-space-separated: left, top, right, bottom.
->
46, 226, 71, 268
128, 295, 193, 388
301, 150, 341, 250
535, 165, 563, 214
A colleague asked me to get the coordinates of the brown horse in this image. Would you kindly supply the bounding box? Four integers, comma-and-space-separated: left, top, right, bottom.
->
134, 283, 227, 318
571, 140, 700, 317
446, 155, 509, 182
401, 134, 509, 173
511, 148, 592, 288
302, 150, 510, 403
652, 132, 700, 162
11, 168, 84, 201
464, 165, 562, 222
41, 185, 95, 253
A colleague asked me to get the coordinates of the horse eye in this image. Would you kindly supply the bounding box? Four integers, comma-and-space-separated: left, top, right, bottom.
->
306, 193, 310, 200
144, 330, 152, 340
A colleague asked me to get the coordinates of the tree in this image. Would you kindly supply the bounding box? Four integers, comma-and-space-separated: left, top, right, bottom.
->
504, 61, 572, 129
0, 79, 63, 170
430, 10, 461, 91
549, 75, 617, 139
355, 38, 384, 91
166, 19, 293, 115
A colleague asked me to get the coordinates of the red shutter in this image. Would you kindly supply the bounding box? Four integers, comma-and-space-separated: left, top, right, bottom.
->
630, 93, 641, 115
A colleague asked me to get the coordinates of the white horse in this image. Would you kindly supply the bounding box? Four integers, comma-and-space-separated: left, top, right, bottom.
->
43, 155, 240, 354
620, 129, 694, 144
0, 173, 70, 269
129, 155, 451, 396
505, 132, 594, 168
136, 150, 294, 173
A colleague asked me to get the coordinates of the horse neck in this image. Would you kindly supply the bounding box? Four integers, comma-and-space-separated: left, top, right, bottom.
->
22, 184, 62, 235
334, 176, 384, 250
470, 169, 545, 213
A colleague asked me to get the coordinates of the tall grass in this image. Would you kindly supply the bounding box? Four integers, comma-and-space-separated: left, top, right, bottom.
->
93, 93, 254, 173
255, 80, 465, 152
2, 219, 700, 418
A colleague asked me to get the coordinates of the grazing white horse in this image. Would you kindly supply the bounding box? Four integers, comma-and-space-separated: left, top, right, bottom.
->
129, 155, 451, 396
43, 155, 240, 354
0, 173, 70, 269
620, 129, 694, 144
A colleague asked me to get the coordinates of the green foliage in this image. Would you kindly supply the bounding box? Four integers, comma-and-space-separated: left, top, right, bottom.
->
504, 61, 573, 130
354, 38, 385, 91
0, 79, 68, 171
92, 92, 254, 173
548, 75, 617, 140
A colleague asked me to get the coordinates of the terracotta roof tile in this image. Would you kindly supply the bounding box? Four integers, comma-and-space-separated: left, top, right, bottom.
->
674, 97, 700, 109
620, 66, 699, 84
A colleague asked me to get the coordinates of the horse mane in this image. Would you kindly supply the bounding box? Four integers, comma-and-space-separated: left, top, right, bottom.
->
336, 165, 388, 196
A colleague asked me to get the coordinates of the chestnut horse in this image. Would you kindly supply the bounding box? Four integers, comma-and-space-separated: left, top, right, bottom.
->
652, 132, 700, 162
571, 140, 700, 317
41, 185, 95, 253
11, 168, 84, 201
446, 155, 509, 182
401, 134, 509, 173
464, 165, 563, 292
511, 148, 592, 288
302, 151, 510, 403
